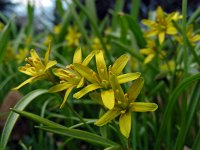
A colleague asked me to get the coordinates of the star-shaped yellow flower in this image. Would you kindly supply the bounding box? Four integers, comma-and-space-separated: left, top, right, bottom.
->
140, 39, 166, 64
175, 25, 200, 46
142, 6, 182, 44
95, 75, 158, 138
73, 50, 141, 110
16, 48, 29, 64
13, 44, 57, 90
48, 48, 96, 108
65, 26, 81, 47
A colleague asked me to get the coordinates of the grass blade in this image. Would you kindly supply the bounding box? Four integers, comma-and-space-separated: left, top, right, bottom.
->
11, 109, 120, 148
0, 21, 11, 63
155, 73, 200, 149
0, 89, 48, 150
174, 82, 200, 150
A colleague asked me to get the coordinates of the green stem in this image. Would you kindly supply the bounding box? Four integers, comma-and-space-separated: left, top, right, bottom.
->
182, 0, 188, 77
65, 103, 96, 134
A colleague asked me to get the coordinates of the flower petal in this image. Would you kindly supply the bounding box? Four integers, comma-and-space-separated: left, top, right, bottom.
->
145, 29, 158, 37
73, 83, 101, 99
117, 72, 141, 84
140, 48, 152, 55
82, 50, 96, 66
60, 86, 74, 108
130, 102, 158, 112
73, 48, 82, 64
158, 32, 165, 44
95, 107, 121, 126
166, 26, 177, 35
144, 54, 155, 64
73, 63, 99, 84
127, 77, 144, 101
30, 49, 41, 61
109, 72, 125, 102
192, 35, 200, 42
44, 60, 57, 71
101, 89, 115, 110
44, 42, 51, 65
95, 50, 108, 80
156, 6, 164, 19
48, 83, 72, 93
119, 111, 131, 138
12, 76, 38, 90
76, 77, 84, 88
111, 54, 129, 75
141, 19, 155, 27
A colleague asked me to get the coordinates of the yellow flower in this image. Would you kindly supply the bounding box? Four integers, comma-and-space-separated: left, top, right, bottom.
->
73, 50, 141, 110
48, 48, 96, 108
140, 39, 166, 64
91, 37, 110, 50
175, 25, 200, 45
16, 48, 29, 64
54, 25, 61, 34
160, 60, 175, 72
95, 76, 158, 138
13, 44, 57, 90
65, 26, 81, 47
142, 6, 182, 44
3, 45, 15, 63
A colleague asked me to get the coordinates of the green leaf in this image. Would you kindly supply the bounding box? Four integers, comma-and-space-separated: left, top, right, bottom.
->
174, 82, 200, 150
11, 109, 120, 148
192, 129, 200, 150
0, 89, 48, 150
0, 21, 11, 63
155, 73, 200, 150
124, 14, 146, 48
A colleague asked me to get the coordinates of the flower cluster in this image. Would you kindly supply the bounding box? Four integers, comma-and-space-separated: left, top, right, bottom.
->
14, 47, 158, 138
142, 6, 182, 44
13, 44, 57, 90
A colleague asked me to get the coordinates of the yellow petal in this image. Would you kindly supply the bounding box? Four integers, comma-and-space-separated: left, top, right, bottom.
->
95, 50, 108, 80
158, 32, 165, 44
109, 72, 125, 102
48, 83, 71, 92
191, 35, 200, 42
73, 63, 99, 84
18, 66, 35, 76
82, 50, 96, 66
166, 26, 177, 35
101, 89, 115, 110
60, 86, 74, 108
144, 54, 155, 64
127, 77, 144, 101
119, 111, 131, 138
142, 19, 155, 27
156, 6, 164, 19
145, 29, 158, 37
30, 49, 41, 61
140, 48, 152, 55
95, 107, 121, 126
12, 76, 38, 90
117, 72, 141, 84
73, 83, 101, 99
76, 77, 84, 88
111, 54, 129, 75
130, 102, 158, 112
73, 48, 82, 64
44, 42, 51, 65
44, 60, 57, 71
